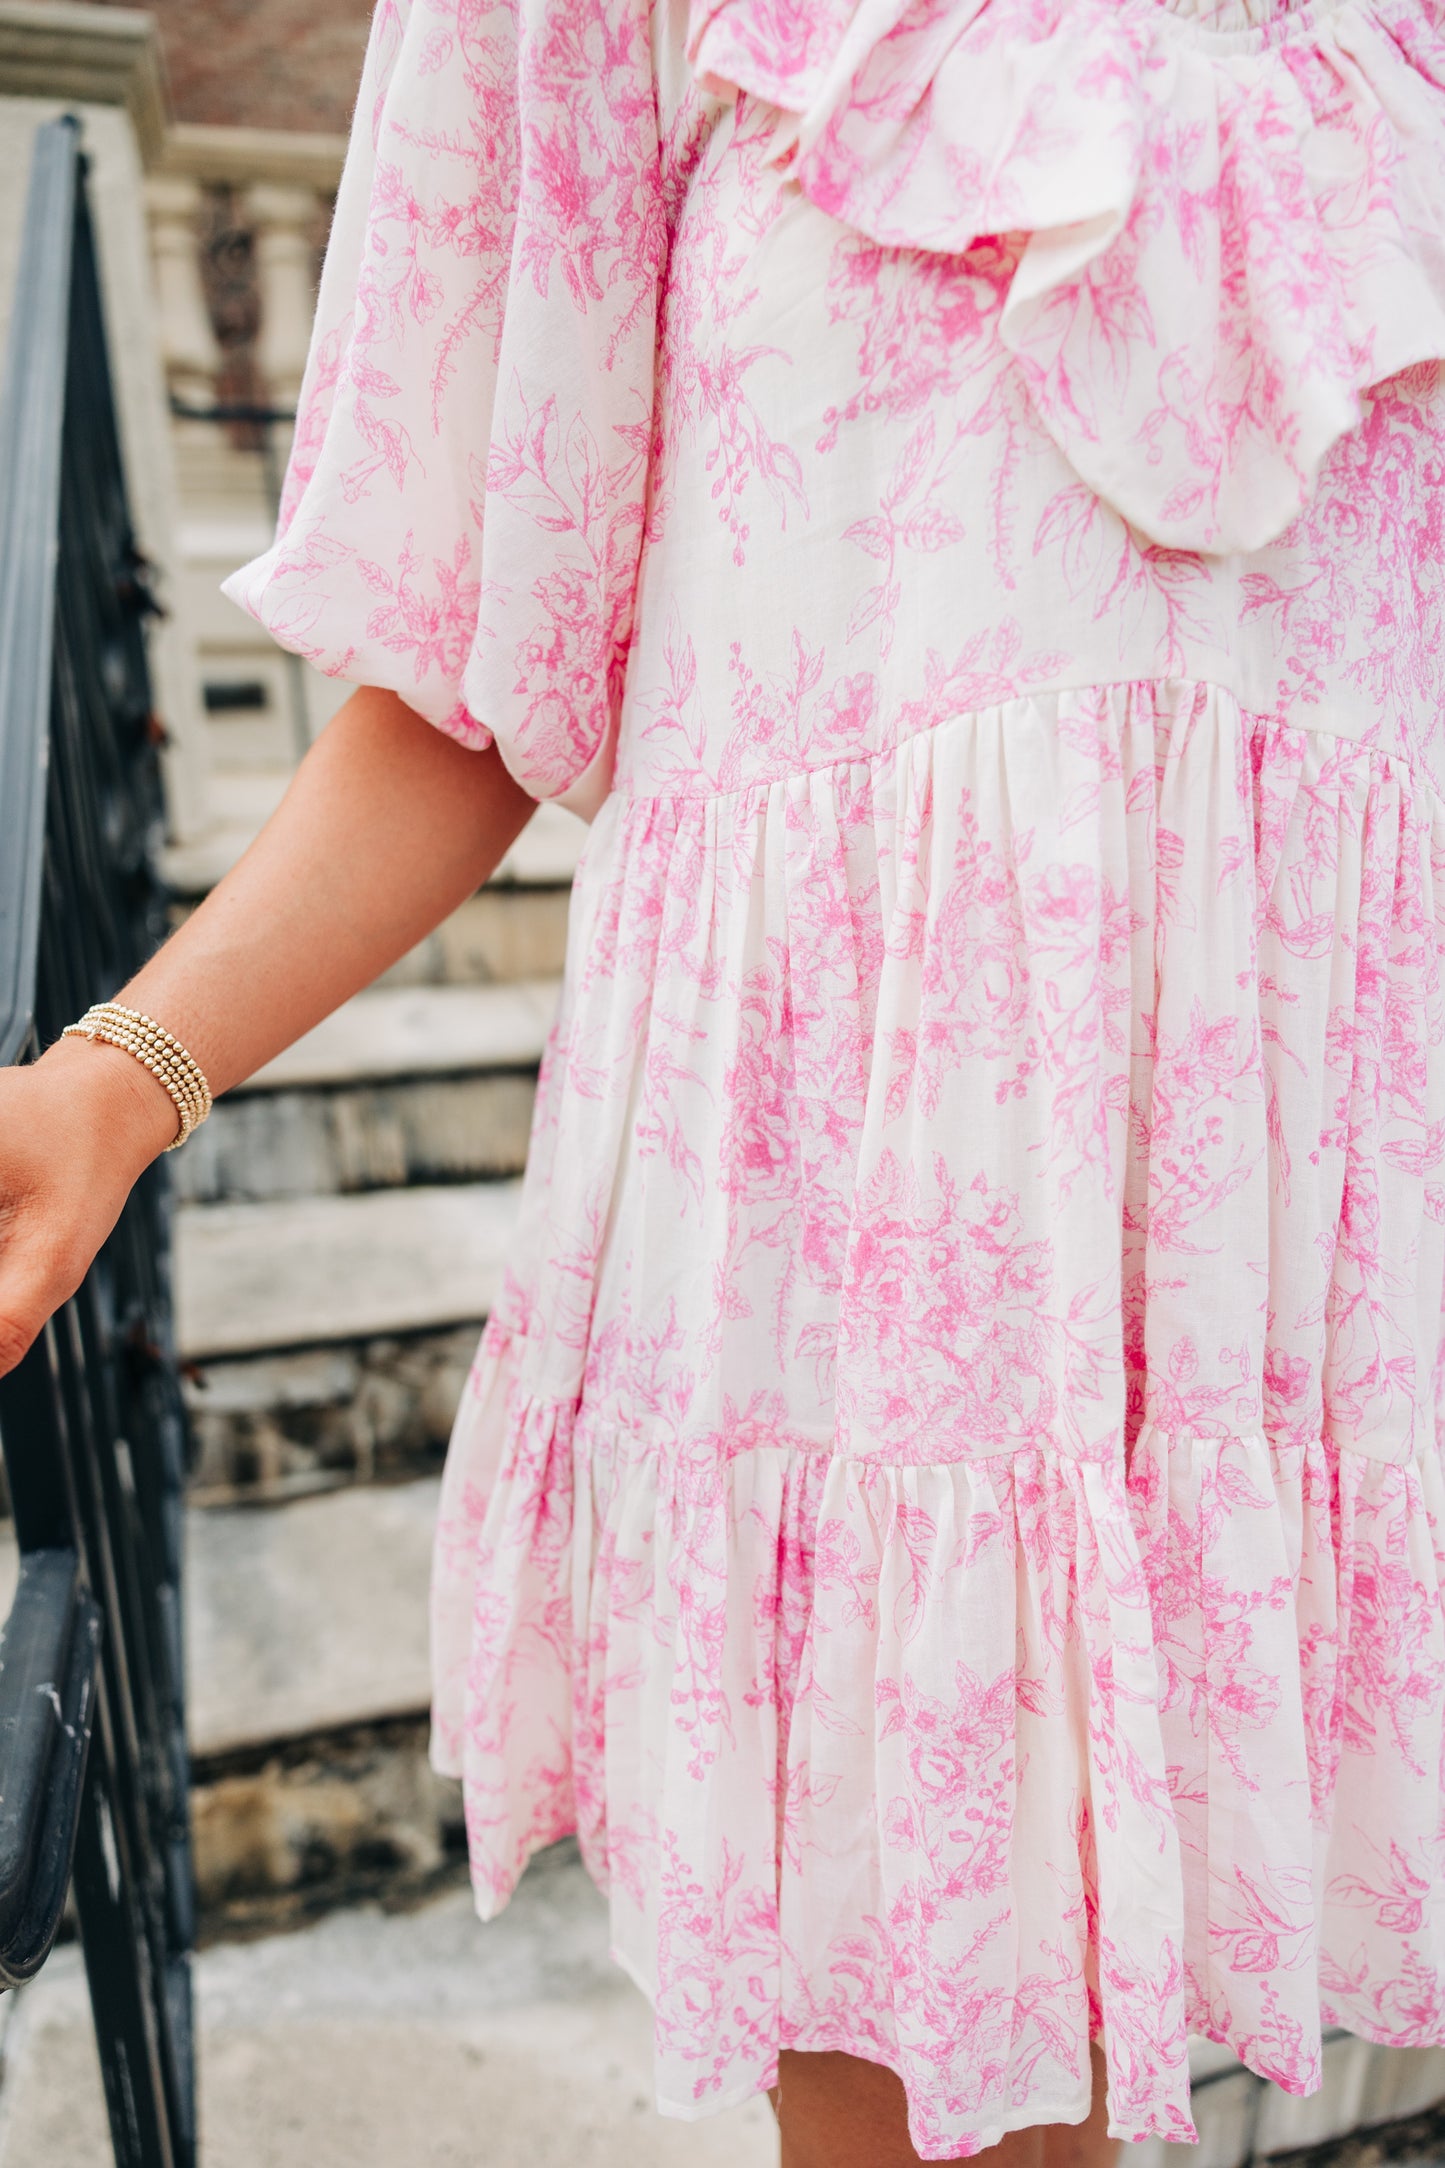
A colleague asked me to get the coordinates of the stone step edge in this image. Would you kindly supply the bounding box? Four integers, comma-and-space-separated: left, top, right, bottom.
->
184, 1475, 439, 1759
189, 1704, 442, 1784
163, 794, 586, 899
174, 1178, 522, 1361
0, 1478, 436, 1764
230, 977, 559, 1094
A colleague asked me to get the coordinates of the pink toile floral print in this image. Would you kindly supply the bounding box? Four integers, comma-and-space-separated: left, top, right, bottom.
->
226, 0, 1445, 2155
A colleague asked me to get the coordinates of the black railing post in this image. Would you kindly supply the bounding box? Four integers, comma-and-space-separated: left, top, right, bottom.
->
0, 117, 197, 2168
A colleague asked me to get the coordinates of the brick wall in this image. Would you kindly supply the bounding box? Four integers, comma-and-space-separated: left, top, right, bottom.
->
99, 0, 374, 135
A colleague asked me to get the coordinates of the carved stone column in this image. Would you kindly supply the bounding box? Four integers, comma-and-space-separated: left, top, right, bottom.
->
243, 181, 318, 416
0, 3, 216, 844
144, 172, 220, 410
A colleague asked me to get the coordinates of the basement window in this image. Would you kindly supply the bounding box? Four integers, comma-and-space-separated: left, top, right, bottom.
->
203, 680, 269, 713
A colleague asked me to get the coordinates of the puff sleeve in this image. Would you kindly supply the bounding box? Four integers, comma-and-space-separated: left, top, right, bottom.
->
222, 0, 665, 816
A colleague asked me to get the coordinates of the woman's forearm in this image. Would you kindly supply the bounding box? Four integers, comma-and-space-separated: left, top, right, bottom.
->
0, 687, 534, 1374
35, 686, 537, 1159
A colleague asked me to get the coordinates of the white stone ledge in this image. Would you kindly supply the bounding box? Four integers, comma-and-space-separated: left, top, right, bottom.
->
174, 1180, 521, 1360
0, 2, 166, 166
159, 118, 346, 193
237, 979, 559, 1094
185, 1477, 440, 1758
0, 1474, 440, 1764
162, 788, 585, 897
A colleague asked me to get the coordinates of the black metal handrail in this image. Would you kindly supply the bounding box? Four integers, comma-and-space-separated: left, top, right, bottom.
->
0, 117, 196, 2167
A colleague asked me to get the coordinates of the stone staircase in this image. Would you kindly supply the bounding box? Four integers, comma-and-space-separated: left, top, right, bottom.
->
167, 797, 580, 1932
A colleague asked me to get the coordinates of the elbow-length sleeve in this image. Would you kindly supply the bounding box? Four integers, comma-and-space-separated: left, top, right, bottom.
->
222, 0, 665, 815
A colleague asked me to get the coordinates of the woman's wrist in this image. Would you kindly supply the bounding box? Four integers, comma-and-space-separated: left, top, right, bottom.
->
32, 1030, 187, 1169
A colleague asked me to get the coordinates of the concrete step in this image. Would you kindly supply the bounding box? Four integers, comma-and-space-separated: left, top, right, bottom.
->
0, 1477, 444, 1922
189, 1713, 463, 1937
375, 884, 572, 990
0, 1857, 778, 2168
186, 1478, 437, 1759
174, 982, 559, 1205
163, 785, 586, 897
174, 1180, 520, 1361
176, 1073, 538, 1203
242, 979, 559, 1092
181, 1476, 450, 1930
0, 1477, 450, 1928
183, 1326, 480, 1503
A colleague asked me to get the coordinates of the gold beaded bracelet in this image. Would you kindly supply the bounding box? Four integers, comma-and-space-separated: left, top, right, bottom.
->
62, 1003, 213, 1152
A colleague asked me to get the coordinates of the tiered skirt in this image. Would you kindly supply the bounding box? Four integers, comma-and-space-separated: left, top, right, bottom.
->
431, 679, 1445, 2159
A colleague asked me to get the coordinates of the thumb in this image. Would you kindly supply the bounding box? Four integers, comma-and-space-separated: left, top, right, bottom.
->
0, 1219, 83, 1380
0, 1288, 49, 1380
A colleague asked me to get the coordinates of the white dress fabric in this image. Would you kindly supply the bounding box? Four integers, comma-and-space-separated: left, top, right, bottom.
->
226, 0, 1445, 2154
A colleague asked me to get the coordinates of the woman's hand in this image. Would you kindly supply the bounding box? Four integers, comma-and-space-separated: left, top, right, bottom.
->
0, 687, 537, 1378
0, 1035, 180, 1377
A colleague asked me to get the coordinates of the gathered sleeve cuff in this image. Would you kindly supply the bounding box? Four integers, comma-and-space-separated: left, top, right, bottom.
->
223, 0, 665, 808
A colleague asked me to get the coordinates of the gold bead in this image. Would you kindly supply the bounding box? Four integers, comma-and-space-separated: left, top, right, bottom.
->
64, 1003, 212, 1152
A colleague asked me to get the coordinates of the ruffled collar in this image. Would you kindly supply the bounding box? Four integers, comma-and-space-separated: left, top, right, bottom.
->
1156, 0, 1322, 26
688, 0, 1445, 554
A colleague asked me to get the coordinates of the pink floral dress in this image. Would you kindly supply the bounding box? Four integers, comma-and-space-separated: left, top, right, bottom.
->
226, 0, 1445, 2153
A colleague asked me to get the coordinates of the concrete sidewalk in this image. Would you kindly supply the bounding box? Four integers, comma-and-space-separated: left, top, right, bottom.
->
0, 1845, 777, 2168
8, 1842, 1445, 2168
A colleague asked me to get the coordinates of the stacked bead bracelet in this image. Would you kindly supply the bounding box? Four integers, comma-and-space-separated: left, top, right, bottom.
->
62, 1003, 213, 1152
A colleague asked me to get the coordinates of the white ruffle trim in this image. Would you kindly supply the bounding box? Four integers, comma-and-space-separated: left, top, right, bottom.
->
689, 0, 1445, 553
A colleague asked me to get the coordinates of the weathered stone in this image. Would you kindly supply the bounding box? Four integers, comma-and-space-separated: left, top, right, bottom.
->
184, 1318, 480, 1508
188, 1344, 364, 1416
175, 1179, 520, 1359
244, 979, 560, 1092
174, 1073, 539, 1202
379, 884, 573, 990
186, 1478, 438, 1757
0, 1854, 778, 2168
186, 1338, 401, 1496
190, 1715, 464, 1937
